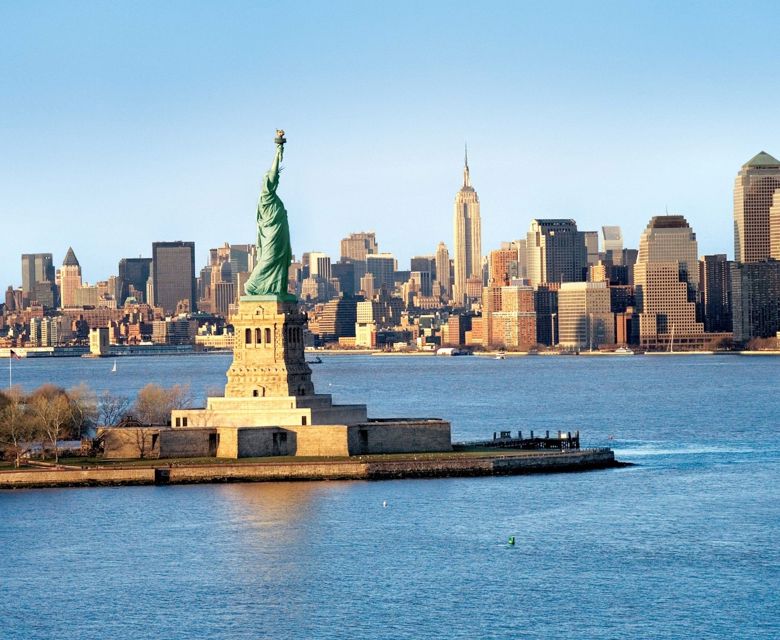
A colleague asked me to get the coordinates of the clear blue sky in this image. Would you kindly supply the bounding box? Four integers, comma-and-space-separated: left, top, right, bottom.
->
1, 1, 778, 287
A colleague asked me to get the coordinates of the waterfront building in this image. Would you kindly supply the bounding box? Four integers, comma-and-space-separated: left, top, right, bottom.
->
21, 253, 54, 298
441, 314, 472, 346
318, 297, 360, 343
730, 261, 780, 343
534, 284, 559, 346
634, 216, 704, 349
699, 254, 732, 333
526, 219, 587, 287
601, 226, 624, 264
152, 241, 197, 316
557, 281, 614, 350
366, 253, 396, 292
453, 150, 482, 305
29, 316, 69, 347
151, 317, 197, 345
434, 242, 451, 301
58, 247, 82, 308
733, 151, 780, 263
484, 284, 536, 349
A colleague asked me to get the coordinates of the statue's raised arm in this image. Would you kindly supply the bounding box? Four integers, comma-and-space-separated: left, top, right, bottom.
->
244, 130, 294, 300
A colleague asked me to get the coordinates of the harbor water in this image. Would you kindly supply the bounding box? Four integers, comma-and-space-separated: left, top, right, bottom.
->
1, 354, 778, 639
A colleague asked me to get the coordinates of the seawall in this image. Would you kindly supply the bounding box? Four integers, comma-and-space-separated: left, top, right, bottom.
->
0, 448, 620, 489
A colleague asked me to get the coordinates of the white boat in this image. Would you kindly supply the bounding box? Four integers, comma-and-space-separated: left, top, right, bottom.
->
614, 347, 634, 355
111, 359, 117, 373
495, 351, 506, 360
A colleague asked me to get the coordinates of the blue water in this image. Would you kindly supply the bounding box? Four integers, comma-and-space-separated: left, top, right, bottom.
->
1, 354, 778, 639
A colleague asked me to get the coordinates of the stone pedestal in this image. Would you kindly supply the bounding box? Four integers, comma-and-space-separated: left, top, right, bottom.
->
225, 296, 315, 398
170, 295, 452, 459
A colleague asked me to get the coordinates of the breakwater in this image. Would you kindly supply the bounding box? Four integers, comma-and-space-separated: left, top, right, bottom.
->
0, 448, 619, 489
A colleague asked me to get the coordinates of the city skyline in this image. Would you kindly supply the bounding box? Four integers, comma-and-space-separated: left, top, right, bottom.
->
3, 2, 780, 287
7, 148, 777, 294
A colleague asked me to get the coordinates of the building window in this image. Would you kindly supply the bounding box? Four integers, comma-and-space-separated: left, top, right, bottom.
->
175, 417, 181, 427
265, 328, 272, 344
255, 328, 262, 344
245, 328, 252, 345
182, 417, 188, 427
302, 416, 307, 425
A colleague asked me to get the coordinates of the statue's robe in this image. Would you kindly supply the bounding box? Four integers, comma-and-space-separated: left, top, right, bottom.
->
244, 145, 292, 297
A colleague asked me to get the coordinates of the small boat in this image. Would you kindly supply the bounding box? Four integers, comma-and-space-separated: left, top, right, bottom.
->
306, 356, 323, 364
495, 351, 506, 360
614, 347, 634, 355
111, 359, 117, 372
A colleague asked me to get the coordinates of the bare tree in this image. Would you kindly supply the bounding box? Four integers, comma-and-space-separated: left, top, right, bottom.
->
29, 387, 74, 464
0, 388, 38, 467
97, 391, 131, 427
67, 383, 98, 438
131, 383, 192, 426
134, 426, 158, 459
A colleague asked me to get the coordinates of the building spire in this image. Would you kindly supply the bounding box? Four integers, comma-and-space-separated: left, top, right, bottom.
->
463, 143, 471, 188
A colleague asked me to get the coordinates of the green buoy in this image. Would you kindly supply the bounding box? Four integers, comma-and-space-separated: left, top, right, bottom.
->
508, 536, 515, 546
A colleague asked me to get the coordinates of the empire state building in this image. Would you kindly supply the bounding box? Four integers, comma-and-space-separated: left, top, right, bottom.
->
453, 149, 482, 305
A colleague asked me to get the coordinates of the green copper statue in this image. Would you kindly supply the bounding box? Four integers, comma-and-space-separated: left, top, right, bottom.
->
244, 130, 294, 300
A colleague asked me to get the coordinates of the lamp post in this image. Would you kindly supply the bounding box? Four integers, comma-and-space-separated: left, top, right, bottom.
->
551, 312, 557, 349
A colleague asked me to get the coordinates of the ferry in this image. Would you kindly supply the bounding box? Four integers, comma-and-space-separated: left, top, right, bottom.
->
614, 346, 634, 355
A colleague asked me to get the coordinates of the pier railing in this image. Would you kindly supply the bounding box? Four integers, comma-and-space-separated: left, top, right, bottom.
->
454, 430, 581, 451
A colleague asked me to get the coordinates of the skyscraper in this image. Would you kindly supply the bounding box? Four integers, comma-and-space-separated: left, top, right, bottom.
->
557, 282, 614, 350
434, 242, 451, 301
453, 149, 482, 305
366, 253, 396, 292
118, 257, 152, 304
308, 252, 332, 282
21, 253, 54, 296
583, 231, 599, 266
733, 151, 780, 263
58, 247, 82, 308
730, 261, 780, 342
699, 254, 732, 333
152, 241, 196, 316
526, 219, 587, 287
340, 232, 377, 289
601, 226, 623, 264
634, 215, 704, 349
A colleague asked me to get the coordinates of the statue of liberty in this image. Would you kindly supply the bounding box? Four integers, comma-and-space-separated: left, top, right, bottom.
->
244, 130, 295, 300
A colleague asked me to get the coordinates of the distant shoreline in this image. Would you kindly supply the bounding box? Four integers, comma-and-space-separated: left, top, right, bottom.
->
3, 348, 780, 359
